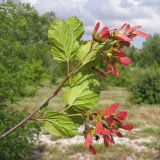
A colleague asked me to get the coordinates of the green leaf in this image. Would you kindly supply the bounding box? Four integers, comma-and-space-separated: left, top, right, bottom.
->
44, 112, 77, 137
76, 41, 100, 65
62, 72, 100, 113
69, 114, 84, 125
48, 19, 79, 62
67, 16, 84, 40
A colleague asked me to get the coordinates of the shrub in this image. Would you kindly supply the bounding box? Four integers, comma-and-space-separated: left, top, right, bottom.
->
0, 1, 56, 104
124, 34, 160, 67
0, 109, 41, 160
138, 34, 160, 67
130, 66, 160, 104
0, 60, 44, 103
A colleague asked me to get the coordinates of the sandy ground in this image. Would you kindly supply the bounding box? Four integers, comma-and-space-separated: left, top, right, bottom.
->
39, 126, 155, 153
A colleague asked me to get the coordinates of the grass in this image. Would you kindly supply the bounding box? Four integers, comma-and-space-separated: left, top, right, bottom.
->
10, 82, 160, 160
11, 80, 64, 112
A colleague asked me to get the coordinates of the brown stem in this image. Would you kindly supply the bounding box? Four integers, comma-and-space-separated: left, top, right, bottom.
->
0, 75, 69, 141
60, 104, 69, 113
0, 40, 95, 141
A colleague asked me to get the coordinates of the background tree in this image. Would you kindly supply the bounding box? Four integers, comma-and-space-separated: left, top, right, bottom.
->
0, 1, 56, 159
0, 1, 57, 104
138, 33, 160, 66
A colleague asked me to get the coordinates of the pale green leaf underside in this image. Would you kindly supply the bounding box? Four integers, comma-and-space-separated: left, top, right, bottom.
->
77, 41, 100, 65
44, 112, 77, 137
67, 16, 84, 40
48, 19, 80, 62
63, 72, 100, 113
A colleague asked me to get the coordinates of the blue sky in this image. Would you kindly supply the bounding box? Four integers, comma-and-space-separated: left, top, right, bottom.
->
2, 0, 160, 48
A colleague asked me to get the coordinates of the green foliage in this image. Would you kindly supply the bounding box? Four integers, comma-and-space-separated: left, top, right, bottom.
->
0, 60, 44, 102
0, 1, 56, 103
62, 72, 100, 113
125, 35, 160, 104
48, 17, 83, 62
0, 109, 40, 160
130, 66, 160, 104
125, 46, 140, 66
66, 16, 84, 40
46, 17, 103, 137
44, 112, 77, 137
126, 34, 160, 67
77, 41, 100, 65
139, 34, 160, 66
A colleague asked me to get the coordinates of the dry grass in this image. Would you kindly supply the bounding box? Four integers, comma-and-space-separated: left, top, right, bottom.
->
11, 80, 64, 112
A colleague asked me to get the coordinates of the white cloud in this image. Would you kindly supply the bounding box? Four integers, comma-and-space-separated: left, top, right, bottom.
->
21, 0, 38, 5
21, 0, 160, 47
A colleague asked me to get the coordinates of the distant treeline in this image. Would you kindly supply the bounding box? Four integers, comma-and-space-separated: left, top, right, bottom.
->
0, 1, 54, 159
0, 0, 65, 104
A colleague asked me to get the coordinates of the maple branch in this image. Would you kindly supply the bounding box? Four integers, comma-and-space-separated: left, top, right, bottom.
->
0, 75, 69, 141
0, 40, 95, 141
